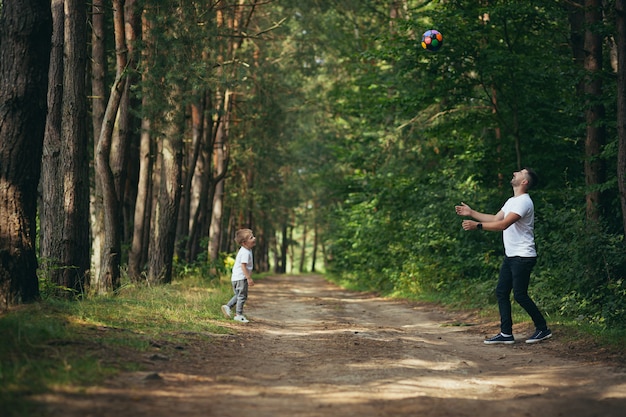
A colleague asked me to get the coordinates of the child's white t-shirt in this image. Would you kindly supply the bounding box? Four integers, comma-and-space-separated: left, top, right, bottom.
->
231, 246, 253, 282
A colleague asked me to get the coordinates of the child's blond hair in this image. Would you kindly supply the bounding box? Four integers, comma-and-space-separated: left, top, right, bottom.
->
234, 228, 254, 245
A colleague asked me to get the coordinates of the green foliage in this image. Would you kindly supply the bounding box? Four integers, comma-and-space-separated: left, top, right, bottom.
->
173, 247, 230, 280
37, 272, 82, 301
307, 0, 626, 331
534, 191, 626, 327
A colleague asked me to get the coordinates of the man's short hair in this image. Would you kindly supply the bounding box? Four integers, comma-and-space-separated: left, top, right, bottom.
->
523, 167, 538, 189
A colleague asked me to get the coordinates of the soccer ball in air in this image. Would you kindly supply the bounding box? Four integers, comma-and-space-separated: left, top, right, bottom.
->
421, 29, 443, 52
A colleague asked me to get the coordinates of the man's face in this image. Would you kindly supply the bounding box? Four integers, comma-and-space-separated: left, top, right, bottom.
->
511, 169, 528, 187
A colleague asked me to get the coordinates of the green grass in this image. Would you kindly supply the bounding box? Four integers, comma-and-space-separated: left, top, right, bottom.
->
0, 274, 235, 417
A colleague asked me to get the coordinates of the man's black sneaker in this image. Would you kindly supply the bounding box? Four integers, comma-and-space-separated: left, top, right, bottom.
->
525, 328, 552, 344
484, 333, 515, 345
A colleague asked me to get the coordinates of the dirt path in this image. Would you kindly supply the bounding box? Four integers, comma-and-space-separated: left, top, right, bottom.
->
39, 275, 626, 417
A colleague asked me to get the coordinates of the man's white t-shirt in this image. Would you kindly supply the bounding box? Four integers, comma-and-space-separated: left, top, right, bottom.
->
501, 194, 536, 257
231, 246, 253, 282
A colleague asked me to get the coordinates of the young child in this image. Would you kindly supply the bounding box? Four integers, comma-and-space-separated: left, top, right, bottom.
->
221, 229, 256, 323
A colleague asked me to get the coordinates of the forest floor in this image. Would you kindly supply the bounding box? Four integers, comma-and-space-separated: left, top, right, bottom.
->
35, 274, 626, 417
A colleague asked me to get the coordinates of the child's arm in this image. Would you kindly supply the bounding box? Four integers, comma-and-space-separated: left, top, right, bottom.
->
241, 263, 254, 286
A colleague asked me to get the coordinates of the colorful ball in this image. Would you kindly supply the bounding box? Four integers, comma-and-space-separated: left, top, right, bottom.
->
421, 29, 443, 52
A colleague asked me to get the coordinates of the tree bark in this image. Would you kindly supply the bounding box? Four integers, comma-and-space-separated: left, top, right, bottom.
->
311, 216, 319, 273
584, 0, 607, 222
40, 0, 65, 288
111, 0, 141, 243
0, 0, 52, 306
59, 0, 90, 292
299, 222, 307, 273
93, 0, 128, 294
176, 97, 204, 261
148, 88, 184, 284
129, 116, 153, 280
94, 74, 124, 293
90, 0, 107, 286
185, 91, 215, 262
208, 113, 228, 262
616, 0, 626, 235
91, 0, 107, 140
277, 223, 288, 273
129, 10, 154, 280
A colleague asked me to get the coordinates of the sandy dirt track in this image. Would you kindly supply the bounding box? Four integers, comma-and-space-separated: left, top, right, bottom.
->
37, 274, 626, 417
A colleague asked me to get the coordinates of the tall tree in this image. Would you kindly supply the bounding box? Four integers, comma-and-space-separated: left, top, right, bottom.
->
41, 0, 90, 295
92, 0, 140, 292
207, 0, 258, 262
180, 92, 210, 263
93, 0, 128, 293
616, 0, 626, 235
112, 0, 141, 243
0, 0, 52, 305
60, 0, 90, 292
90, 0, 107, 287
583, 0, 607, 221
208, 92, 231, 262
128, 11, 154, 280
142, 3, 195, 283
147, 87, 184, 284
40, 0, 66, 288
91, 0, 107, 141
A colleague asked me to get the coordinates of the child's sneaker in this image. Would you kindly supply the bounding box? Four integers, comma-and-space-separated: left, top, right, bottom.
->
484, 333, 515, 345
221, 305, 232, 318
233, 315, 249, 323
525, 328, 552, 344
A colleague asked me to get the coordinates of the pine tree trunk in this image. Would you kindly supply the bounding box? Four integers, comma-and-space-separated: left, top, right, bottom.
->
584, 0, 607, 222
176, 99, 204, 261
40, 0, 65, 288
111, 0, 140, 244
90, 0, 107, 287
93, 0, 131, 293
299, 223, 307, 273
208, 91, 231, 262
129, 13, 155, 280
186, 97, 214, 262
616, 0, 626, 235
0, 0, 52, 305
129, 116, 153, 280
59, 0, 90, 292
311, 215, 319, 273
148, 90, 184, 284
94, 73, 124, 293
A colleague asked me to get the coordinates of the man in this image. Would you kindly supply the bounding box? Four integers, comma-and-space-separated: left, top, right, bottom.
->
455, 168, 552, 344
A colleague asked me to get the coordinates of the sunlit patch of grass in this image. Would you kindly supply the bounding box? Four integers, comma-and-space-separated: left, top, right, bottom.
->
61, 278, 235, 338
0, 273, 236, 416
546, 316, 626, 352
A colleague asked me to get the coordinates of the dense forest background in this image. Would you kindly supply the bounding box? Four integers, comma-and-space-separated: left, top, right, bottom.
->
1, 0, 625, 329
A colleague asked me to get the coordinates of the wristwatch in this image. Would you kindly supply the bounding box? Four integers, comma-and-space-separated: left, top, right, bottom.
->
477, 223, 483, 230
